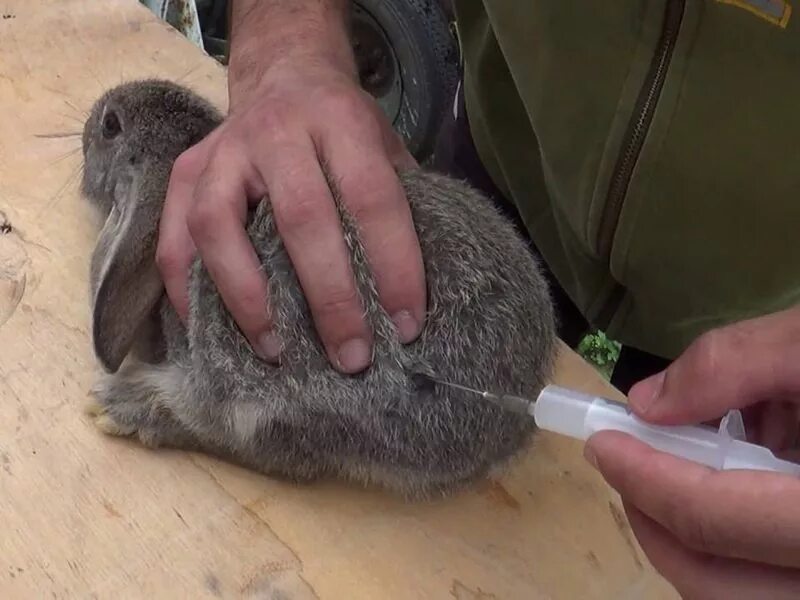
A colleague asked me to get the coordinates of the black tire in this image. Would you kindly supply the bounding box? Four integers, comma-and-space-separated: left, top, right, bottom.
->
351, 0, 460, 163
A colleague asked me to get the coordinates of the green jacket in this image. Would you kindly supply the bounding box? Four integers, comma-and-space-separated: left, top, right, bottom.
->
452, 0, 800, 360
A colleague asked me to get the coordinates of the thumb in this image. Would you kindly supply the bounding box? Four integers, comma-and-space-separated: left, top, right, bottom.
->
627, 306, 800, 425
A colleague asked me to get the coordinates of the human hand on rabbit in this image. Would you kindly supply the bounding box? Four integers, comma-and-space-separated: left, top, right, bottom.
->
586, 306, 800, 599
155, 0, 424, 375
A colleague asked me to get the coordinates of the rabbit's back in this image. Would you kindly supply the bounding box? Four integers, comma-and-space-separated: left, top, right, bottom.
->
182, 169, 557, 496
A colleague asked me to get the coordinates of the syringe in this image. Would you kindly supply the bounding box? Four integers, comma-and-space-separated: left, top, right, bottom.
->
428, 376, 800, 476
535, 385, 800, 475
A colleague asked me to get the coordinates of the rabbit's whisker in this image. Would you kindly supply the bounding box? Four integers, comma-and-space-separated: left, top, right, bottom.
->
86, 65, 105, 96
63, 99, 89, 119
46, 162, 83, 211
57, 112, 85, 126
35, 132, 83, 139
46, 147, 82, 167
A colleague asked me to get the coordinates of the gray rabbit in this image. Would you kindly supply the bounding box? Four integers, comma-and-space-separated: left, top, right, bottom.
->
81, 79, 557, 499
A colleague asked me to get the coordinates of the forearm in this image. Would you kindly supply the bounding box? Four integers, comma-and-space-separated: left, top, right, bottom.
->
228, 0, 355, 100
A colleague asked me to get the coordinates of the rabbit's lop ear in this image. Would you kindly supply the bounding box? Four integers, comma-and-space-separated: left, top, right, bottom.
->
91, 175, 164, 373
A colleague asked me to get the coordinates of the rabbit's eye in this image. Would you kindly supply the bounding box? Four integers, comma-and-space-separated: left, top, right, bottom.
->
102, 111, 121, 139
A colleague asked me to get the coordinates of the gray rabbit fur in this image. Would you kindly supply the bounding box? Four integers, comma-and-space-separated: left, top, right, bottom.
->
81, 79, 557, 499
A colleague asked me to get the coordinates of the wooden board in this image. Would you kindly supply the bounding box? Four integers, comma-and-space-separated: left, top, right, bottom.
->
0, 1, 678, 597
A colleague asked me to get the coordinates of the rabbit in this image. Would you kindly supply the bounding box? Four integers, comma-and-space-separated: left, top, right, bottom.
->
80, 79, 558, 500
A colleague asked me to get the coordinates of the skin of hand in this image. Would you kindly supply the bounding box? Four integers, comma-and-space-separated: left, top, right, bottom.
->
584, 306, 800, 599
155, 0, 425, 374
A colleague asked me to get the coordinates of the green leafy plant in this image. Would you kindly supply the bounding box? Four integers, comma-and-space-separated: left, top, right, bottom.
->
577, 331, 621, 380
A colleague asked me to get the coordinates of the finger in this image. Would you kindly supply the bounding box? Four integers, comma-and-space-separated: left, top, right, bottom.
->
318, 115, 426, 345
258, 137, 373, 373
741, 404, 763, 441
757, 402, 800, 452
625, 504, 800, 600
628, 305, 800, 424
386, 136, 417, 172
353, 89, 416, 172
186, 144, 277, 361
586, 430, 800, 568
740, 403, 797, 451
379, 116, 417, 171
157, 146, 209, 322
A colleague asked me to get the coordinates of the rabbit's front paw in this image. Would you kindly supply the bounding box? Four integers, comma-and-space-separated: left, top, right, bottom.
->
85, 399, 139, 437
86, 374, 155, 442
86, 367, 194, 450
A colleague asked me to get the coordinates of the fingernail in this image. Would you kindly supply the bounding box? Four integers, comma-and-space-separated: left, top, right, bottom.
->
337, 338, 372, 373
392, 310, 420, 343
583, 444, 598, 470
257, 332, 282, 362
629, 370, 666, 415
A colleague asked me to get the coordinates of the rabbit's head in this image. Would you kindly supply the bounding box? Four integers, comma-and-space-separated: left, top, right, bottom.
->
81, 80, 221, 373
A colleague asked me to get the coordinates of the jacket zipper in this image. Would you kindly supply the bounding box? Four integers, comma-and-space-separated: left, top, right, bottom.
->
597, 0, 686, 258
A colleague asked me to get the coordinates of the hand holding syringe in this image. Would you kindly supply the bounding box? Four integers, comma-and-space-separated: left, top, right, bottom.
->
509, 309, 800, 594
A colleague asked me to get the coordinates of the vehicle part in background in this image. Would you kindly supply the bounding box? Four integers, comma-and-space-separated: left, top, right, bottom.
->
351, 0, 459, 163
141, 0, 459, 163
141, 0, 204, 49
194, 0, 229, 63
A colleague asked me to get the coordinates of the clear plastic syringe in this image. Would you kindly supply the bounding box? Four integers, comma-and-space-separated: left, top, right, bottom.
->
534, 385, 800, 475
429, 376, 800, 475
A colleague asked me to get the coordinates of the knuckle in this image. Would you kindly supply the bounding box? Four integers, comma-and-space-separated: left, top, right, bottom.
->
186, 198, 221, 239
324, 88, 386, 140
206, 138, 240, 169
689, 328, 730, 380
231, 283, 269, 322
345, 193, 382, 225
323, 87, 365, 123
342, 169, 400, 222
171, 147, 205, 182
358, 112, 384, 142
315, 286, 362, 322
254, 103, 292, 140
356, 114, 385, 147
154, 243, 180, 273
274, 194, 322, 234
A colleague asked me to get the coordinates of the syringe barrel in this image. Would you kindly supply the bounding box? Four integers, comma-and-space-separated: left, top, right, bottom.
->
534, 385, 726, 469
534, 385, 800, 476
532, 385, 596, 439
